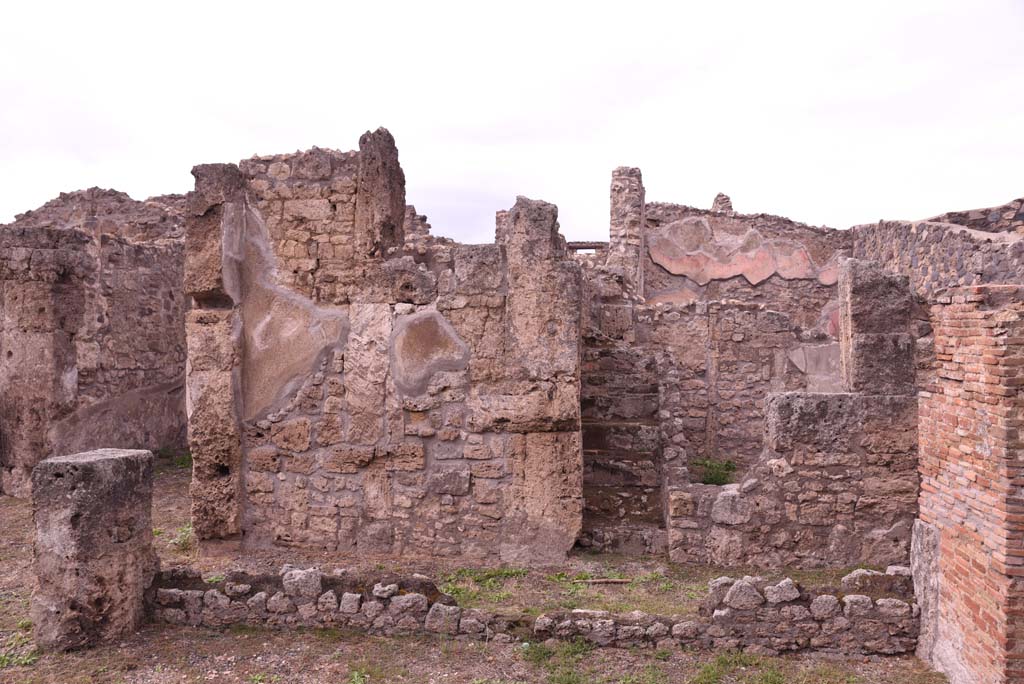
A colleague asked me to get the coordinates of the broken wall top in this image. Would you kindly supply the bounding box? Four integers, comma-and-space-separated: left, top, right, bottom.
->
186, 128, 411, 305
5, 187, 185, 243
924, 196, 1024, 233
643, 200, 851, 290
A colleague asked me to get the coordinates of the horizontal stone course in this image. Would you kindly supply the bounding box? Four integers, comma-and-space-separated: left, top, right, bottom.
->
150, 566, 917, 656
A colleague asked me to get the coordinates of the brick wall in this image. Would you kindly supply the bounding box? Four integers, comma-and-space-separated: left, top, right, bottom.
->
915, 285, 1024, 684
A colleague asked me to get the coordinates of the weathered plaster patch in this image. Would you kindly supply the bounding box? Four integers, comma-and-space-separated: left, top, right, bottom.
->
647, 218, 838, 286
223, 201, 348, 421
390, 310, 469, 396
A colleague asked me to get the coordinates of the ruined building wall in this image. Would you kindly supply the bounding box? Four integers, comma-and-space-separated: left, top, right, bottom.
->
850, 198, 1024, 441
663, 260, 918, 568
914, 285, 1024, 684
0, 190, 187, 496
577, 170, 852, 554
184, 130, 583, 562
852, 197, 1024, 299
926, 196, 1024, 234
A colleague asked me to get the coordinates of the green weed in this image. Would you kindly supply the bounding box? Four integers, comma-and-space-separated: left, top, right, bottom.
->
693, 458, 737, 485
0, 632, 39, 669
689, 652, 762, 684
439, 567, 529, 606
171, 522, 195, 552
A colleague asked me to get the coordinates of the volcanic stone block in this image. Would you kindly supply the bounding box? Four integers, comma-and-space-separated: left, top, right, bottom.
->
390, 310, 469, 396
344, 303, 391, 445
501, 431, 583, 563
354, 128, 406, 257
501, 197, 582, 385
186, 309, 242, 538
838, 258, 914, 394
31, 449, 158, 651
185, 163, 244, 302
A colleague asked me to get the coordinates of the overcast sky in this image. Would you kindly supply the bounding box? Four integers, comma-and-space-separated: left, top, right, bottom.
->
1, 1, 1022, 243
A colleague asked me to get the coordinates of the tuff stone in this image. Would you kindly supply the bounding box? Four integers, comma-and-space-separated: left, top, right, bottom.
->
842, 595, 873, 618
723, 581, 765, 611
424, 603, 461, 634
372, 582, 399, 599
388, 593, 428, 617
810, 595, 840, 620
339, 592, 362, 614
31, 449, 158, 651
317, 591, 339, 612
764, 578, 800, 604
282, 568, 322, 599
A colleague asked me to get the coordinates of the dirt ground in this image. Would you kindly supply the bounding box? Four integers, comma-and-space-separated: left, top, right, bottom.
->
0, 457, 947, 684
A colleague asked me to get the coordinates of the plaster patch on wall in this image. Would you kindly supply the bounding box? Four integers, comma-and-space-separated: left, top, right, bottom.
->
647, 217, 840, 286
223, 201, 348, 421
390, 310, 469, 396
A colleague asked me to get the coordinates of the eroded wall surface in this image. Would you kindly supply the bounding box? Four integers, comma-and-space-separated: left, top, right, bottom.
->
184, 130, 583, 562
0, 189, 187, 496
662, 260, 918, 568
577, 172, 851, 554
926, 197, 1024, 234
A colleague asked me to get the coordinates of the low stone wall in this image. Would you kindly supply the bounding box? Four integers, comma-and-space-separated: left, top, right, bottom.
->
536, 570, 917, 656
149, 565, 918, 657
150, 566, 527, 640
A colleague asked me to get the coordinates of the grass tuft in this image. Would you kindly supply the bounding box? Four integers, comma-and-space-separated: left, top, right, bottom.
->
693, 458, 737, 485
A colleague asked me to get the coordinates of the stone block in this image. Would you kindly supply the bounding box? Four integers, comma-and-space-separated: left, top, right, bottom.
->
31, 449, 158, 651
424, 603, 461, 634
323, 445, 376, 474
838, 258, 914, 394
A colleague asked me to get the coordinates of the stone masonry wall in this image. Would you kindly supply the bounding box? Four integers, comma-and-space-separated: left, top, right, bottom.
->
0, 189, 187, 496
663, 260, 918, 569
578, 175, 850, 554
150, 564, 917, 657
853, 218, 1024, 298
184, 129, 583, 562
914, 285, 1024, 684
927, 197, 1024, 234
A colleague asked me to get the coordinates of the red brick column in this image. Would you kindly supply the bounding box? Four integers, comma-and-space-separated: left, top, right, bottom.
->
916, 285, 1024, 684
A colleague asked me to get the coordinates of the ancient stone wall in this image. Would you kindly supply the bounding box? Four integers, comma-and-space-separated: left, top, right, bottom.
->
150, 564, 917, 657
914, 285, 1024, 684
926, 197, 1024, 234
0, 190, 187, 496
577, 174, 851, 554
662, 260, 918, 568
184, 129, 583, 562
852, 217, 1024, 298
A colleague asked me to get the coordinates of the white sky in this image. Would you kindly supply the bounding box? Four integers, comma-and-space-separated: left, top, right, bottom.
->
1, 1, 1022, 243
